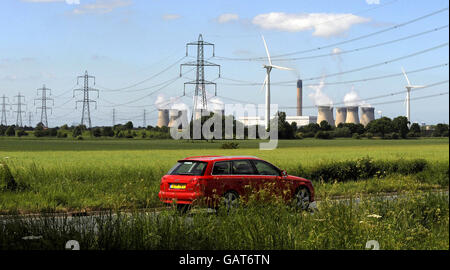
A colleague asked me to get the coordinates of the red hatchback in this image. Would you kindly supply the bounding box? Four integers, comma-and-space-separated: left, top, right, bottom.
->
158, 156, 315, 211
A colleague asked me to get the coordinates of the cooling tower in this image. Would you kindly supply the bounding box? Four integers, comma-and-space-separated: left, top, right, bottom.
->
335, 107, 347, 126
297, 79, 303, 116
213, 109, 225, 117
360, 107, 375, 126
345, 106, 360, 124
317, 106, 335, 127
156, 109, 169, 128
168, 109, 180, 128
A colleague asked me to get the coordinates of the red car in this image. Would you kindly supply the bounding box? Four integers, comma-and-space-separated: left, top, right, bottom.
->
158, 156, 315, 211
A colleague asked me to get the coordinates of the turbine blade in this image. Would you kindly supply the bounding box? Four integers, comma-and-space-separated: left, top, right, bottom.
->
261, 75, 268, 92
401, 67, 412, 86
261, 35, 272, 66
410, 85, 426, 88
271, 64, 294, 71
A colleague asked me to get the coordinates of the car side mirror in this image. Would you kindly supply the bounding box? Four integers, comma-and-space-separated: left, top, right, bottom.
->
281, 170, 288, 177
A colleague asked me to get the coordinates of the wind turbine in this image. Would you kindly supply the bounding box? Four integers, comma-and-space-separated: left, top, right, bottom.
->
261, 35, 293, 128
401, 67, 425, 125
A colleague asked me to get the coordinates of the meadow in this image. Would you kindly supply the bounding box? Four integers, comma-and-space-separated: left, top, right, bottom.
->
0, 137, 448, 214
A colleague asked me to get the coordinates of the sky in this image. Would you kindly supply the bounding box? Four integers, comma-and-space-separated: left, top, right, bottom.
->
0, 0, 448, 127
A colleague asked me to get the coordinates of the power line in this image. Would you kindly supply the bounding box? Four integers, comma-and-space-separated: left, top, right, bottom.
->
220, 63, 449, 86
216, 7, 449, 61
99, 56, 186, 92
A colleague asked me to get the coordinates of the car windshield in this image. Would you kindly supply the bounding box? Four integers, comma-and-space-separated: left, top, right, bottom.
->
168, 161, 207, 176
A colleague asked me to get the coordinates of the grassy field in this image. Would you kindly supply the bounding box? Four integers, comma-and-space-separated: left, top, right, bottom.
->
1, 191, 448, 250
0, 137, 448, 214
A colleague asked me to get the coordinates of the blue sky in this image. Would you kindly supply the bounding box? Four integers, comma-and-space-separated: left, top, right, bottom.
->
0, 0, 448, 127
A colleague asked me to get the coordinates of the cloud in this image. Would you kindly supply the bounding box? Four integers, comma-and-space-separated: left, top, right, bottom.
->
216, 13, 239, 23
366, 0, 380, 4
72, 0, 131, 15
308, 79, 333, 107
252, 12, 370, 37
162, 14, 181, 21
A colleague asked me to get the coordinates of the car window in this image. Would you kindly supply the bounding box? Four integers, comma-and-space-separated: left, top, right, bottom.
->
170, 161, 207, 176
252, 160, 280, 176
232, 160, 255, 175
212, 161, 231, 175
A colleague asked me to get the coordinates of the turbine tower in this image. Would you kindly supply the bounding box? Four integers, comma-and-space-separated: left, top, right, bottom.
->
401, 67, 424, 125
261, 35, 293, 128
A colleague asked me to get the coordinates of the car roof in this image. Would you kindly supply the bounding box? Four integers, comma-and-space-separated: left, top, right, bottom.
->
180, 155, 261, 162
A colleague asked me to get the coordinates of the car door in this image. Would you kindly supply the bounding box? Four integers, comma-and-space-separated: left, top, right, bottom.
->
209, 161, 233, 203
251, 159, 283, 195
231, 159, 258, 197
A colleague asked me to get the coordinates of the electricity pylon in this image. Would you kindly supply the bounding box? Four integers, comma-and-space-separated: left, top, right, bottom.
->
13, 92, 26, 127
34, 84, 54, 127
1, 95, 10, 126
73, 71, 99, 129
180, 34, 221, 119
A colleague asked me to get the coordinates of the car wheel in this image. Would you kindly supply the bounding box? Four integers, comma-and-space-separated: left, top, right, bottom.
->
293, 187, 310, 211
222, 191, 239, 213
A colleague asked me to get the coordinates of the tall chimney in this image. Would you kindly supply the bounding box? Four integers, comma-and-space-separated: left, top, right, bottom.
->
335, 107, 347, 126
360, 107, 375, 126
317, 106, 335, 127
297, 79, 303, 116
345, 106, 360, 124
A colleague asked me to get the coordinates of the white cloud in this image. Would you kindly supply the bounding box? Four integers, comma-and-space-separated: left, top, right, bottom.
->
366, 0, 380, 4
162, 14, 181, 21
72, 0, 131, 15
252, 12, 370, 37
216, 13, 239, 23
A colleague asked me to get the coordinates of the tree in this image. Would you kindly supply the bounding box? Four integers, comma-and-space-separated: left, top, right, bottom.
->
410, 123, 421, 134
102, 126, 114, 137
392, 116, 410, 138
92, 127, 102, 137
366, 117, 394, 137
72, 125, 83, 137
319, 120, 333, 131
277, 111, 295, 139
125, 121, 133, 130
433, 123, 449, 137
5, 126, 15, 136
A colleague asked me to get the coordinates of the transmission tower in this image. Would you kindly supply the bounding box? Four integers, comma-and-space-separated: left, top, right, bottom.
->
112, 108, 116, 126
143, 109, 146, 127
34, 84, 54, 127
28, 112, 33, 127
1, 95, 10, 126
180, 34, 221, 118
73, 71, 99, 129
12, 92, 26, 127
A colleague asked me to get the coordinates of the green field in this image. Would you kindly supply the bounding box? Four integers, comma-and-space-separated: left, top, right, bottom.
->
0, 137, 448, 214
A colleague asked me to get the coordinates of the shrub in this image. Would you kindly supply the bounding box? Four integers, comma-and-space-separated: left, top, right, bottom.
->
0, 162, 17, 191
333, 127, 352, 138
365, 132, 373, 139
221, 142, 239, 149
5, 126, 15, 136
352, 133, 361, 139
57, 131, 68, 138
92, 128, 102, 137
315, 131, 334, 139
102, 127, 114, 137
392, 132, 399, 139
295, 132, 304, 139
295, 157, 428, 183
16, 129, 28, 137
76, 136, 84, 140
